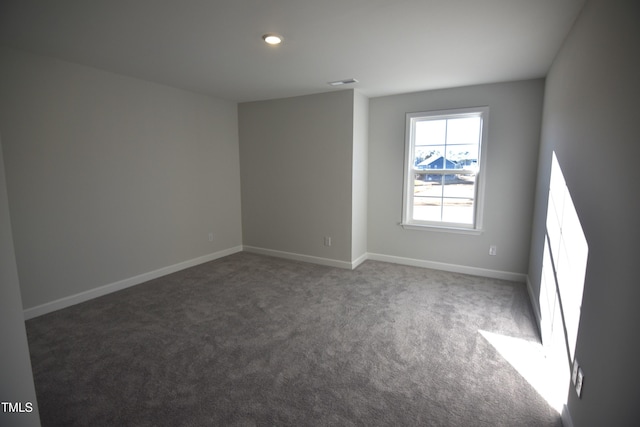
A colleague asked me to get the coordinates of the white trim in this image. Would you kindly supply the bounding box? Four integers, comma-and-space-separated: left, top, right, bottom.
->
367, 252, 526, 282
561, 405, 574, 427
400, 223, 483, 235
526, 275, 543, 335
403, 106, 489, 231
351, 252, 368, 269
243, 245, 354, 270
23, 246, 528, 319
23, 246, 243, 320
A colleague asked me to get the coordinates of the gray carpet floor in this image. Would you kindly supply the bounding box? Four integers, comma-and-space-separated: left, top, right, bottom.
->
26, 252, 561, 426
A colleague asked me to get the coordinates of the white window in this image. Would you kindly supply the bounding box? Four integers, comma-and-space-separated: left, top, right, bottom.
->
402, 106, 489, 232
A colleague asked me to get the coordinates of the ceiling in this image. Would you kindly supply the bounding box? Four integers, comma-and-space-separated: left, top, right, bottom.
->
0, 0, 585, 103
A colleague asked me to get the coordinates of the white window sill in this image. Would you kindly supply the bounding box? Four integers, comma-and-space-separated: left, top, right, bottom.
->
400, 223, 483, 235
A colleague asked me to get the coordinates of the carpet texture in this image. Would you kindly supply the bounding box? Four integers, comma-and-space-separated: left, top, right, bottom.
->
26, 252, 561, 426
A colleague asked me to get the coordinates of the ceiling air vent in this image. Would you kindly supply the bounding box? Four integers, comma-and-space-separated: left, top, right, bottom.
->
328, 78, 359, 86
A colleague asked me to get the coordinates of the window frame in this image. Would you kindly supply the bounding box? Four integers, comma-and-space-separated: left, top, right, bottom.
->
402, 106, 489, 233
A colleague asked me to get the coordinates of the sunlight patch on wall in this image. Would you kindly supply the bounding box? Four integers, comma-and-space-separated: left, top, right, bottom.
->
483, 152, 589, 414
544, 152, 588, 361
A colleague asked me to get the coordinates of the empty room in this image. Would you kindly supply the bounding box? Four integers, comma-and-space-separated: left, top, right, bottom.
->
1, 1, 638, 426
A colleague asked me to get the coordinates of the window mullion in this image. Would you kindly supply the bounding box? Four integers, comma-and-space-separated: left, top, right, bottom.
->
441, 119, 449, 221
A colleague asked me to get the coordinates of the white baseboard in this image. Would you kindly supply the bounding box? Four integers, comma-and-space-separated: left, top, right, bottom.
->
367, 252, 527, 282
526, 275, 543, 336
23, 246, 243, 320
23, 246, 527, 319
351, 252, 368, 269
243, 245, 354, 270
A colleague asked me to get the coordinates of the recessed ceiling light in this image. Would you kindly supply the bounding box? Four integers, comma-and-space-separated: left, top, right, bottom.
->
262, 33, 283, 45
328, 78, 359, 86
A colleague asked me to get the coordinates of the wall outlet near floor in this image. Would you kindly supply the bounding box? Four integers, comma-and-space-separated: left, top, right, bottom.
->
324, 236, 332, 247
489, 245, 497, 256
208, 232, 214, 242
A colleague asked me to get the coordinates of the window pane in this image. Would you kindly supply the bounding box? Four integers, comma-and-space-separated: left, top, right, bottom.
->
416, 147, 446, 170
441, 198, 474, 224
414, 180, 443, 198
412, 197, 442, 222
446, 117, 481, 145
445, 144, 479, 167
414, 147, 442, 167
442, 176, 476, 199
415, 119, 446, 146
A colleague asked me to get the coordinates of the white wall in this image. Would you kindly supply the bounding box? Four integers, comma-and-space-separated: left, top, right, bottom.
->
0, 135, 41, 427
351, 91, 368, 263
0, 48, 242, 311
239, 90, 356, 265
368, 80, 544, 277
528, 0, 640, 425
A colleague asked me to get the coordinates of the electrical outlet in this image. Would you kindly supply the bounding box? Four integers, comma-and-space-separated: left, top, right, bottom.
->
489, 245, 497, 256
575, 366, 584, 398
324, 236, 332, 247
208, 232, 214, 242
576, 366, 584, 398
572, 359, 584, 398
